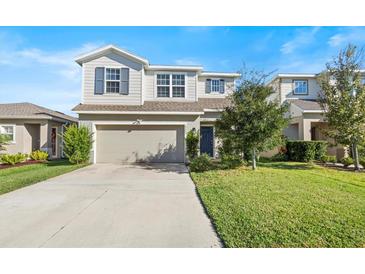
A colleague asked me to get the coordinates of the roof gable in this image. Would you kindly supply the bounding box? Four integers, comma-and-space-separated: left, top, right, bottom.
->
75, 44, 149, 66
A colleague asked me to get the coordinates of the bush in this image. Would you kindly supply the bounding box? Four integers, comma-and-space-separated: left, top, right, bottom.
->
62, 124, 93, 164
186, 129, 199, 160
320, 155, 337, 163
360, 157, 365, 167
30, 150, 48, 161
220, 154, 243, 169
286, 141, 327, 162
341, 157, 354, 166
0, 153, 27, 165
270, 152, 288, 161
189, 154, 213, 172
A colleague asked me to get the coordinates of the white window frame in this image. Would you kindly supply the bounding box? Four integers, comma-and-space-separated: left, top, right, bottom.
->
0, 124, 16, 143
209, 78, 225, 93
105, 67, 121, 94
155, 72, 187, 98
293, 79, 308, 95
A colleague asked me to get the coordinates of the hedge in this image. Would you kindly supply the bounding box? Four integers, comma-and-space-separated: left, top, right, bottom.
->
286, 141, 327, 162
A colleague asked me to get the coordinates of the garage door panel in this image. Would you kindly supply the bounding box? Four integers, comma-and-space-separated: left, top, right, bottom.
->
96, 125, 184, 163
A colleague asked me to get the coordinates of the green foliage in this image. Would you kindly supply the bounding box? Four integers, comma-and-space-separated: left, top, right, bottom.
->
220, 154, 243, 169
186, 129, 200, 160
360, 158, 365, 167
0, 153, 28, 165
321, 155, 337, 163
215, 70, 289, 170
30, 150, 49, 161
286, 141, 327, 162
62, 124, 93, 164
0, 134, 10, 151
189, 153, 213, 172
270, 152, 288, 162
341, 157, 354, 166
318, 44, 365, 169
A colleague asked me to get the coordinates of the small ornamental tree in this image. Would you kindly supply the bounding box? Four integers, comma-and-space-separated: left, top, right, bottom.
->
0, 134, 10, 151
62, 124, 93, 164
318, 44, 365, 171
216, 70, 289, 170
186, 128, 200, 160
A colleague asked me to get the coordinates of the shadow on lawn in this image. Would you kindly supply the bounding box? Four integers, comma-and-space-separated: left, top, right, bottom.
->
260, 161, 315, 170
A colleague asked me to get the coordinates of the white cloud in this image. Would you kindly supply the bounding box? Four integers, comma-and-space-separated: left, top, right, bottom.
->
0, 33, 103, 81
175, 58, 201, 66
280, 27, 320, 54
328, 28, 365, 47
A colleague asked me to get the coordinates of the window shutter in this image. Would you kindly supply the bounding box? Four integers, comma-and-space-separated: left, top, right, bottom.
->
120, 68, 130, 95
219, 79, 225, 93
94, 67, 104, 94
206, 79, 211, 93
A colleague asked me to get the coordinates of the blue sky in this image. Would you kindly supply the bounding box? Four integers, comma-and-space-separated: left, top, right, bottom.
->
1, 26, 365, 116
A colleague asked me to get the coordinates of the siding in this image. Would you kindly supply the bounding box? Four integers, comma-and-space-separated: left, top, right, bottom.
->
144, 71, 197, 101
280, 78, 321, 102
197, 76, 235, 98
82, 53, 143, 105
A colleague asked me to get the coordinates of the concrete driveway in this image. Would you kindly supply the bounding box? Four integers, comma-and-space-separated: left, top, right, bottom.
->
0, 163, 221, 247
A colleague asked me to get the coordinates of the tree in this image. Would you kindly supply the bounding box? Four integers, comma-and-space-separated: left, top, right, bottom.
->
216, 70, 289, 170
62, 124, 93, 164
318, 44, 365, 171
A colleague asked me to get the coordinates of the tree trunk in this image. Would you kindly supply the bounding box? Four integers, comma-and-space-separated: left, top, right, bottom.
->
353, 142, 360, 171
252, 148, 257, 170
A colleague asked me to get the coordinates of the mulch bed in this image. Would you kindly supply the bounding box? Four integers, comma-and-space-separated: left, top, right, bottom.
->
0, 160, 46, 170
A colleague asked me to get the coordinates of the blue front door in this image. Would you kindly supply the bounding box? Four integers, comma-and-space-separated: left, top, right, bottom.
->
200, 127, 214, 157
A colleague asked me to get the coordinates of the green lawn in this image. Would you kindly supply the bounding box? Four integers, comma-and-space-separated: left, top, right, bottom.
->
191, 162, 365, 247
0, 160, 87, 195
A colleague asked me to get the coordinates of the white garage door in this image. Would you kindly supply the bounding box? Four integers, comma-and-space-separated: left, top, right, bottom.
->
96, 125, 185, 163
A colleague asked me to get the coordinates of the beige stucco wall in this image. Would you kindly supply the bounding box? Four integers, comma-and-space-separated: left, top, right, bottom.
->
0, 119, 65, 158
280, 78, 321, 103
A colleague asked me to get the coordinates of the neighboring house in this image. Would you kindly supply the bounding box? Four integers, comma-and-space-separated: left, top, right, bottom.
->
0, 103, 78, 158
72, 45, 240, 163
267, 73, 365, 158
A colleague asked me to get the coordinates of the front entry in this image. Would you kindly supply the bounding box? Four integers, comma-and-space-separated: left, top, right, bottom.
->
200, 126, 214, 157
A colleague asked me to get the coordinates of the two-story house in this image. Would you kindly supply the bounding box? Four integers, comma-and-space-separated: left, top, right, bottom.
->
267, 73, 348, 159
72, 45, 240, 163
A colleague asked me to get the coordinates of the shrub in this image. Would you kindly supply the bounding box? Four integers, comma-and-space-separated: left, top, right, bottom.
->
30, 150, 49, 161
270, 152, 288, 161
0, 134, 10, 151
189, 154, 213, 172
286, 141, 327, 162
186, 129, 199, 160
0, 153, 27, 165
341, 157, 354, 166
62, 124, 93, 164
360, 157, 365, 167
320, 155, 337, 163
220, 154, 243, 169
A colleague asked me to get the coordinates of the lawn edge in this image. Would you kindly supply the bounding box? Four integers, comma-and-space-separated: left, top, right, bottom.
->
0, 161, 89, 196
188, 168, 226, 248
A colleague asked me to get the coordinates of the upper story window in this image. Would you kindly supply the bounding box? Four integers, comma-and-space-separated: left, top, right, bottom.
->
106, 68, 121, 93
0, 124, 15, 143
156, 73, 185, 98
293, 80, 308, 95
206, 79, 225, 93
94, 67, 129, 95
172, 74, 185, 97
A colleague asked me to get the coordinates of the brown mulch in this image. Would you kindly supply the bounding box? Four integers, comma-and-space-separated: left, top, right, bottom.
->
0, 160, 46, 170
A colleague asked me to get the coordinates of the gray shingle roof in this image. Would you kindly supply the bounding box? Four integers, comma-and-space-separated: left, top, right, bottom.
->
289, 99, 323, 111
0, 103, 78, 122
72, 98, 231, 113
